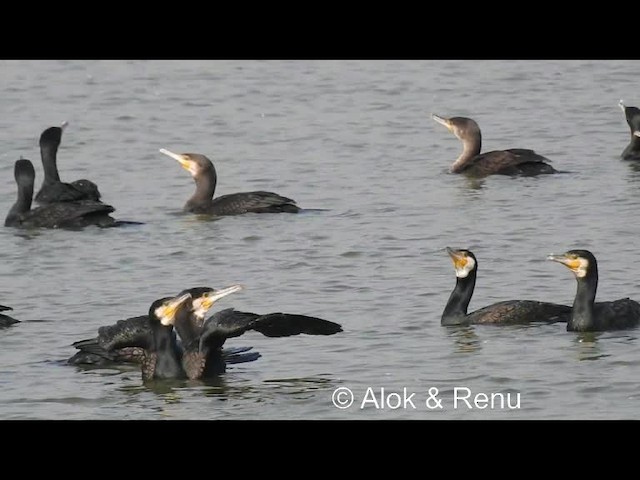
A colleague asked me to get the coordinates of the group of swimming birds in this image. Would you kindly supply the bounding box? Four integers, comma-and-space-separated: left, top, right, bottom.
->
2, 100, 640, 381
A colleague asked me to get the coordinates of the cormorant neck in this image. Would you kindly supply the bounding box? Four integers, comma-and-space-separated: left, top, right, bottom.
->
627, 134, 640, 150
569, 272, 598, 331
40, 143, 61, 183
150, 323, 183, 378
5, 180, 33, 226
442, 270, 476, 325
186, 168, 217, 211
172, 309, 200, 351
451, 133, 482, 173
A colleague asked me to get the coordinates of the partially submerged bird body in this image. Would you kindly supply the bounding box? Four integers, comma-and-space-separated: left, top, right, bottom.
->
5, 159, 136, 229
0, 304, 20, 328
432, 114, 557, 177
548, 249, 640, 332
442, 247, 571, 326
159, 149, 300, 215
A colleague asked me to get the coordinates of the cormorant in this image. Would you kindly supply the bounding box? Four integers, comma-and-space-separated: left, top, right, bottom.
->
442, 247, 571, 325
159, 149, 300, 215
0, 305, 19, 328
68, 287, 258, 366
34, 123, 101, 204
432, 114, 558, 177
548, 249, 640, 331
5, 159, 136, 229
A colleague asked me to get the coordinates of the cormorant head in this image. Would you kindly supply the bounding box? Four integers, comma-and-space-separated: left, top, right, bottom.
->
149, 293, 193, 327
446, 247, 477, 278
178, 285, 244, 320
14, 158, 35, 185
547, 249, 596, 279
432, 114, 481, 142
159, 149, 214, 178
39, 122, 67, 148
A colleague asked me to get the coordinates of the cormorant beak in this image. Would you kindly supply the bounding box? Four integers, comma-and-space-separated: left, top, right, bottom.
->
192, 284, 244, 319
633, 131, 640, 138
547, 253, 582, 274
159, 148, 198, 177
619, 99, 626, 112
61, 121, 69, 132
156, 293, 193, 326
446, 247, 467, 270
432, 114, 453, 132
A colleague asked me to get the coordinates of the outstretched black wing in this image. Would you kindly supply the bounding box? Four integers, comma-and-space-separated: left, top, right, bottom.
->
201, 308, 342, 349
73, 315, 153, 352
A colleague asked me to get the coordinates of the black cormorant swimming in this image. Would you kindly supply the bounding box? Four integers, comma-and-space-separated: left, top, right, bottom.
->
442, 247, 571, 326
0, 304, 19, 328
5, 159, 138, 229
548, 249, 640, 332
432, 114, 558, 177
159, 149, 300, 215
34, 123, 101, 204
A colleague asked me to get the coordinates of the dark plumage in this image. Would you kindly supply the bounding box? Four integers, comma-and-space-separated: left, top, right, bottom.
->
159, 149, 300, 215
5, 159, 136, 229
174, 306, 343, 379
548, 249, 640, 332
34, 123, 102, 204
68, 287, 258, 367
442, 247, 571, 326
432, 114, 558, 177
618, 100, 640, 160
0, 304, 20, 328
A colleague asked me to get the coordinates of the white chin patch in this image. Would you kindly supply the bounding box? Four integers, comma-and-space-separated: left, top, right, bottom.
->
155, 306, 173, 326
574, 258, 589, 278
193, 305, 207, 320
455, 256, 475, 278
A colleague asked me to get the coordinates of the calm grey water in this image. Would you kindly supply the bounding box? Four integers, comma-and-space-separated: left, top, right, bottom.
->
0, 60, 639, 420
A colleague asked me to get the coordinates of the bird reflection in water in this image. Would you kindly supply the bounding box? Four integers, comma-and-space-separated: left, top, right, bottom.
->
445, 325, 482, 353
574, 332, 608, 361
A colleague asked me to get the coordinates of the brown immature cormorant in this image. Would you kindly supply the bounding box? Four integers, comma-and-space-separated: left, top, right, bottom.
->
619, 100, 640, 160
0, 305, 19, 328
547, 249, 640, 332
34, 123, 101, 204
432, 114, 558, 177
442, 247, 571, 326
159, 149, 300, 215
5, 159, 141, 229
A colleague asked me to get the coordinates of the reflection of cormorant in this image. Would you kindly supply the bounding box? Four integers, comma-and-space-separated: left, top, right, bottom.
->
5, 159, 140, 229
169, 285, 343, 379
548, 249, 640, 331
68, 287, 258, 367
34, 123, 101, 204
432, 114, 558, 177
442, 247, 571, 325
0, 305, 19, 328
159, 149, 300, 215
619, 100, 640, 160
